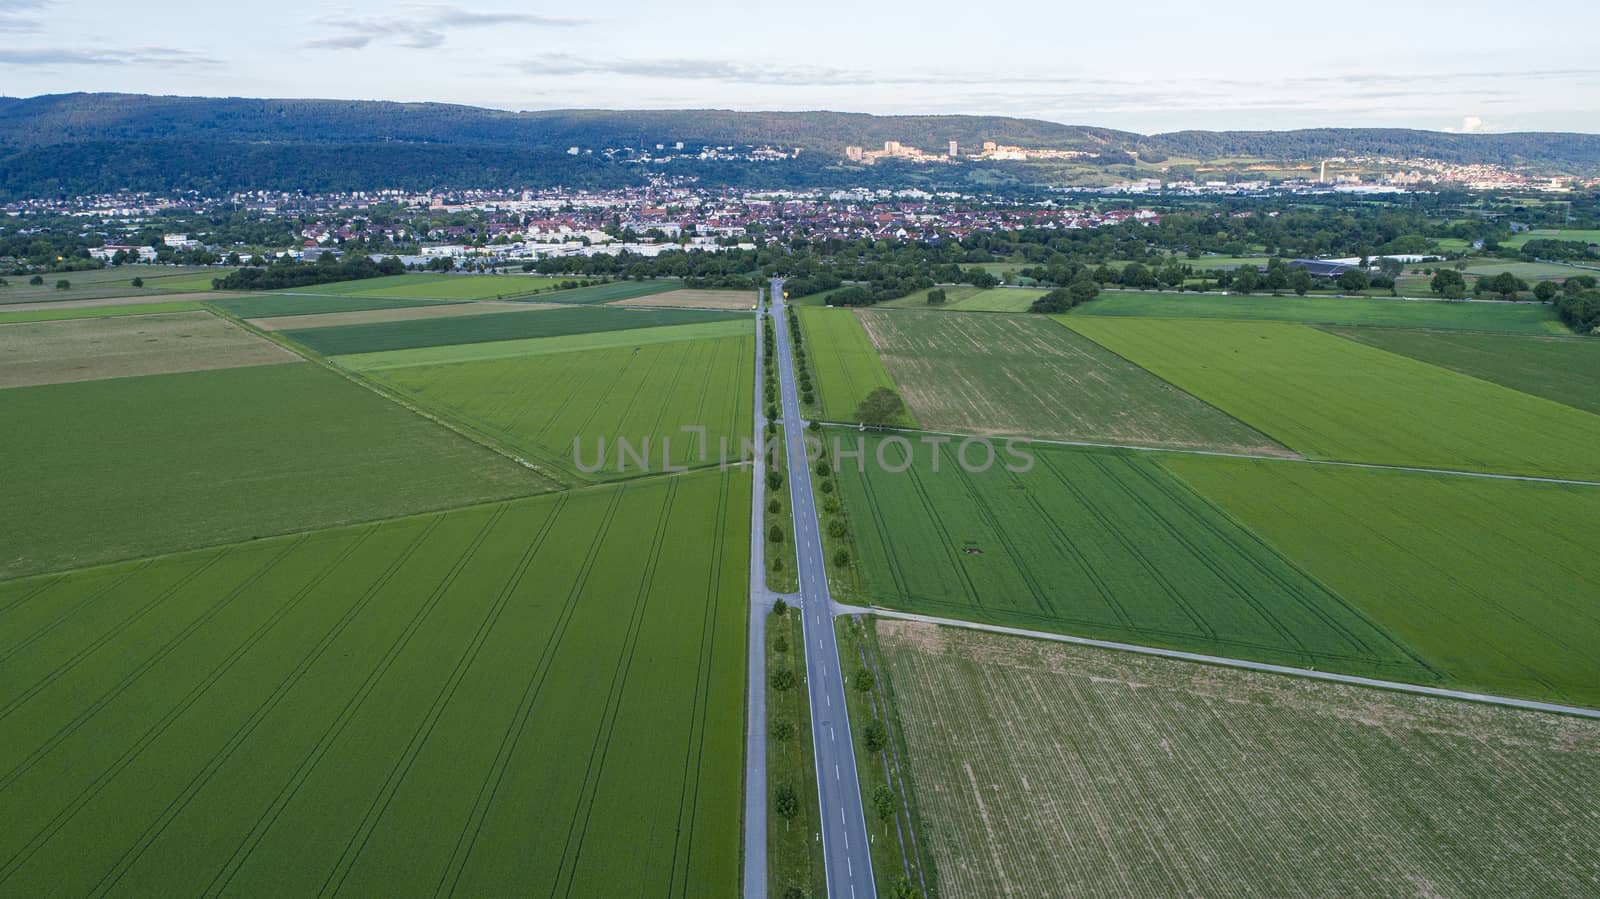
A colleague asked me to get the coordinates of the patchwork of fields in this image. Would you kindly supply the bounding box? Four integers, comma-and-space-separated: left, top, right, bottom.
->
1066, 318, 1600, 480
248, 300, 542, 331
1327, 327, 1600, 415
857, 309, 1285, 454
335, 319, 752, 371
0, 363, 547, 579
835, 435, 1431, 679
879, 621, 1600, 899
796, 306, 914, 424
1067, 290, 1568, 333
0, 471, 747, 897
285, 305, 745, 355
361, 334, 754, 481
1162, 457, 1600, 706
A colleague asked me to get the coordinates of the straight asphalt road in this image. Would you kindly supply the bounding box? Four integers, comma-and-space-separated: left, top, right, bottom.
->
770, 280, 877, 899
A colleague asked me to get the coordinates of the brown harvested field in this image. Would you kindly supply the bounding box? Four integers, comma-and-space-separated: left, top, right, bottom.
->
0, 291, 239, 313
611, 288, 756, 310
247, 300, 553, 330
0, 311, 297, 388
877, 619, 1600, 899
857, 309, 1287, 454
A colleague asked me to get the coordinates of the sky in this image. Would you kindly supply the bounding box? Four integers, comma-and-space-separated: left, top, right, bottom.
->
3, 0, 1599, 134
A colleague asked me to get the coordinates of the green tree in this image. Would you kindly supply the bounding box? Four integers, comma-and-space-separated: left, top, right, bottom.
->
767, 471, 783, 491
1289, 267, 1314, 296
925, 287, 946, 305
1431, 268, 1466, 299
54, 279, 70, 290
770, 717, 794, 741
1534, 280, 1559, 302
832, 548, 849, 567
773, 597, 788, 615
1337, 269, 1370, 293
28, 275, 43, 286
774, 783, 798, 822
768, 498, 782, 514
815, 460, 831, 477
889, 878, 923, 899
769, 667, 796, 691
854, 387, 905, 426
862, 719, 887, 752
873, 784, 897, 826
854, 665, 875, 692
1069, 277, 1100, 306
827, 519, 847, 539
768, 523, 784, 544
130, 277, 144, 288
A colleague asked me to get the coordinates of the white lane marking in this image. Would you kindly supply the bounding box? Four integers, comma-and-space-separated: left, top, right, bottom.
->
835, 764, 840, 781
825, 693, 831, 706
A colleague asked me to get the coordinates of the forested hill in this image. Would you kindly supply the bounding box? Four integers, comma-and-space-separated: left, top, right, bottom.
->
0, 94, 1132, 153
1, 93, 1598, 198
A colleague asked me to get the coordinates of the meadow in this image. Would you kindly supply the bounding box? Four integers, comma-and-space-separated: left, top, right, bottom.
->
876, 287, 1042, 312
360, 335, 754, 482
1328, 327, 1600, 415
0, 470, 747, 897
209, 293, 454, 318
834, 435, 1431, 680
285, 305, 745, 355
0, 266, 220, 304
0, 311, 296, 389
795, 306, 914, 425
1066, 318, 1600, 480
1462, 260, 1593, 282
878, 620, 1600, 899
0, 299, 205, 324
283, 273, 559, 301
856, 309, 1284, 454
611, 288, 755, 310
335, 319, 751, 372
1501, 227, 1600, 249
0, 363, 547, 579
1163, 457, 1600, 706
1066, 290, 1568, 334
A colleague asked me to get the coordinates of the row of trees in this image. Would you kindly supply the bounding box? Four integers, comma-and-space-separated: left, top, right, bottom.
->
213, 253, 405, 290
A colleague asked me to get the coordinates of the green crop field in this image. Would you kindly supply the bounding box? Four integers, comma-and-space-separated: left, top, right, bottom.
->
878, 620, 1600, 899
361, 335, 753, 482
539, 280, 684, 305
857, 310, 1284, 454
336, 319, 752, 372
1066, 318, 1600, 480
1463, 260, 1593, 282
285, 305, 744, 356
0, 469, 747, 896
1501, 227, 1600, 249
834, 435, 1431, 679
0, 363, 547, 579
284, 273, 560, 301
209, 293, 455, 318
1163, 457, 1600, 706
0, 300, 205, 324
0, 266, 221, 304
1066, 291, 1569, 334
796, 306, 914, 425
1327, 327, 1600, 416
947, 288, 1043, 312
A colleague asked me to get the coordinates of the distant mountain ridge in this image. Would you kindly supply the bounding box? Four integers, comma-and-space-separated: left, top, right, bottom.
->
1, 93, 1597, 198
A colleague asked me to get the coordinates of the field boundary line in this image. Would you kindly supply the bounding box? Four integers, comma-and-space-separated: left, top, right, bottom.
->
816, 422, 1600, 487
844, 607, 1600, 720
